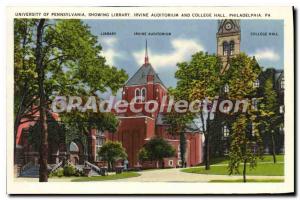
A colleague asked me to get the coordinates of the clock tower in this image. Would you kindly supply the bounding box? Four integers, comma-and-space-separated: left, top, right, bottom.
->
216, 19, 241, 73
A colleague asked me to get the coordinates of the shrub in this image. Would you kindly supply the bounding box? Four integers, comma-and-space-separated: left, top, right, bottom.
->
63, 164, 76, 176
49, 168, 64, 177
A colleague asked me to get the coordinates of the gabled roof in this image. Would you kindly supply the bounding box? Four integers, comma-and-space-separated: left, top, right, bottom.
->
217, 19, 241, 36
125, 63, 166, 88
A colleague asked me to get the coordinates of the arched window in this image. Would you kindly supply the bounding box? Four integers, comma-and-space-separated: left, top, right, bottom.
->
141, 88, 146, 102
223, 41, 229, 56
229, 41, 235, 55
135, 88, 140, 102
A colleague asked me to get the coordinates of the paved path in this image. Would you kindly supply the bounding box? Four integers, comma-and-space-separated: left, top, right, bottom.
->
115, 168, 283, 182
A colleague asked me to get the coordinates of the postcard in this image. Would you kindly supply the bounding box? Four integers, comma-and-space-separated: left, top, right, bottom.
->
6, 6, 294, 194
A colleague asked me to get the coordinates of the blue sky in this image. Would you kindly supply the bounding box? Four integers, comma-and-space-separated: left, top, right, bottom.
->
85, 19, 284, 88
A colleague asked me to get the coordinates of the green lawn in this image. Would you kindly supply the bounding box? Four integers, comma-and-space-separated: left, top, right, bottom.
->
182, 163, 284, 176
208, 155, 284, 165
209, 179, 284, 183
71, 172, 140, 182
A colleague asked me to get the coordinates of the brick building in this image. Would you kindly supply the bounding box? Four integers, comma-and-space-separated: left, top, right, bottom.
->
90, 43, 203, 168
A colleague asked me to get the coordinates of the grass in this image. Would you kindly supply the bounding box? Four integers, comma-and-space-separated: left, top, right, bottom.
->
208, 155, 284, 165
209, 179, 284, 183
71, 172, 140, 182
182, 157, 284, 176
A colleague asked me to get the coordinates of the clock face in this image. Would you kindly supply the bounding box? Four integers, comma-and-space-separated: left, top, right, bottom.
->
225, 22, 233, 30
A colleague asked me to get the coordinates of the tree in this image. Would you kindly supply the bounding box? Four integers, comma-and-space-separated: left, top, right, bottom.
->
175, 52, 223, 170
228, 114, 263, 182
224, 54, 263, 182
142, 137, 175, 168
163, 107, 193, 168
260, 77, 280, 163
137, 147, 149, 164
14, 19, 40, 158
98, 141, 127, 171
14, 19, 128, 182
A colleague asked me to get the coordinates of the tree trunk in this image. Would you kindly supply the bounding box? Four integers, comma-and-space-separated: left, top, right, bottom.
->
271, 133, 277, 164
243, 159, 247, 183
36, 19, 48, 182
205, 134, 210, 170
200, 111, 210, 170
179, 131, 186, 168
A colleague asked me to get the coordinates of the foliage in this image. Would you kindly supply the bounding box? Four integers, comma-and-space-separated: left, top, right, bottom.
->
63, 163, 77, 176
143, 137, 176, 162
174, 51, 223, 169
14, 19, 128, 181
175, 52, 223, 101
228, 114, 263, 175
260, 77, 281, 163
27, 113, 65, 151
223, 53, 261, 100
14, 19, 128, 142
223, 54, 263, 182
98, 141, 127, 170
138, 147, 149, 162
163, 108, 193, 167
49, 164, 84, 177
49, 168, 64, 177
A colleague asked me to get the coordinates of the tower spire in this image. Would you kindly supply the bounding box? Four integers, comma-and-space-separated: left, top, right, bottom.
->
144, 39, 149, 65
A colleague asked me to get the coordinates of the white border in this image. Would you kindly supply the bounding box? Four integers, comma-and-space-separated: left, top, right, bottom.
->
6, 6, 294, 194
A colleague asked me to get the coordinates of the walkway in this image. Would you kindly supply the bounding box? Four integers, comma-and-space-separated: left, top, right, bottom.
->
116, 167, 283, 182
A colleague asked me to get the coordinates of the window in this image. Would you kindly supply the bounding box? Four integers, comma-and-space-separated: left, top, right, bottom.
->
229, 41, 234, 55
251, 123, 256, 137
280, 78, 284, 89
280, 105, 284, 113
224, 84, 229, 93
135, 88, 140, 102
95, 131, 105, 161
253, 79, 260, 88
168, 160, 174, 167
141, 88, 146, 102
223, 125, 230, 137
252, 98, 258, 110
223, 41, 229, 56
177, 160, 182, 166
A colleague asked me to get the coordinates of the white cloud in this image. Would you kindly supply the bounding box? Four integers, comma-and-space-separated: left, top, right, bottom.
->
251, 48, 280, 62
99, 37, 122, 66
133, 38, 205, 69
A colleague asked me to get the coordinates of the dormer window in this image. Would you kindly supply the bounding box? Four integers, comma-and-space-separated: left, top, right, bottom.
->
135, 88, 140, 102
141, 88, 146, 102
